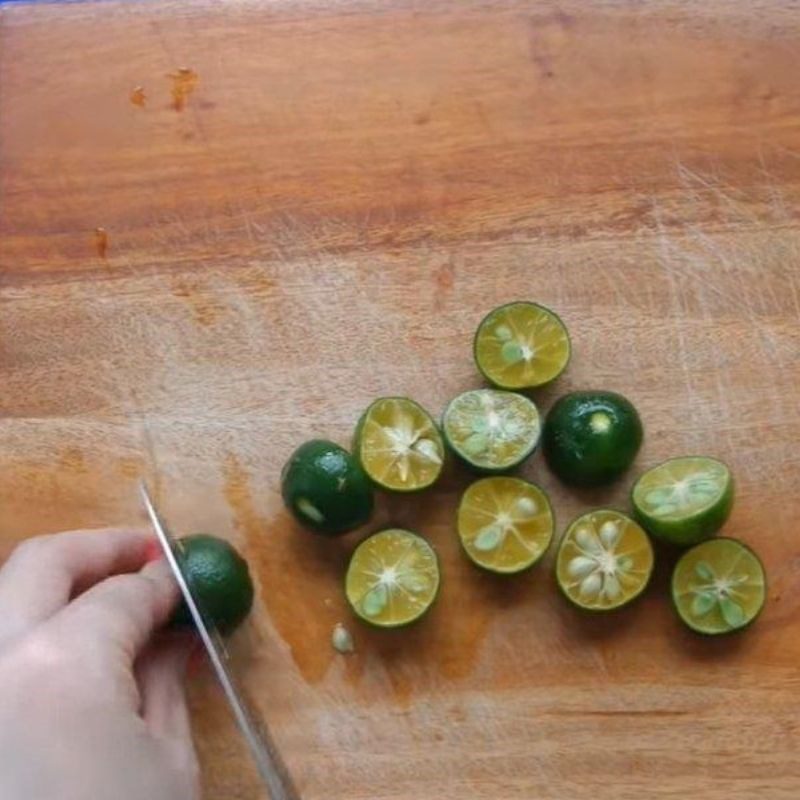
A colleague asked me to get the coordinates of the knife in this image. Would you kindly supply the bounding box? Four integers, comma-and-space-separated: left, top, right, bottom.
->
139, 482, 300, 800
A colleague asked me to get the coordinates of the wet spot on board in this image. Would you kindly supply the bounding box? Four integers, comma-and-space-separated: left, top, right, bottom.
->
171, 279, 224, 326
351, 479, 497, 697
221, 453, 351, 684
220, 455, 512, 701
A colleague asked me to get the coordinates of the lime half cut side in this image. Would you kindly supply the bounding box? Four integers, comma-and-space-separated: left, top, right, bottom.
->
443, 389, 540, 472
632, 456, 733, 546
457, 477, 554, 574
355, 397, 445, 492
556, 509, 654, 612
474, 302, 570, 390
671, 538, 765, 635
345, 529, 440, 627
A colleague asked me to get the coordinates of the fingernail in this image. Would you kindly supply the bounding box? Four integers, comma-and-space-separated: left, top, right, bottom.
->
143, 538, 162, 563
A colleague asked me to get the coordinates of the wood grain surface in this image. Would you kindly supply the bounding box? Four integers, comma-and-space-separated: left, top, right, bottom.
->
2, 1, 800, 798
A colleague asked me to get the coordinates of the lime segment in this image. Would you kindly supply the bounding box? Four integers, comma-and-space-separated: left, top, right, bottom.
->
355, 398, 445, 492
671, 538, 765, 635
474, 302, 570, 390
556, 510, 654, 611
443, 389, 540, 472
345, 529, 440, 627
632, 456, 733, 546
458, 477, 553, 574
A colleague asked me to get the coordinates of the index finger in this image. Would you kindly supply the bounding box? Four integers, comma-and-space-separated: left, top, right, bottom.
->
51, 558, 179, 665
0, 528, 155, 643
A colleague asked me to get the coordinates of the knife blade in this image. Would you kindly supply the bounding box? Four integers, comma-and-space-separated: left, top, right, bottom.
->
139, 482, 300, 800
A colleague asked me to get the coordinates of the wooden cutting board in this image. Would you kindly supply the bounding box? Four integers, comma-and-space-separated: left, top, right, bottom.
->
2, 1, 800, 798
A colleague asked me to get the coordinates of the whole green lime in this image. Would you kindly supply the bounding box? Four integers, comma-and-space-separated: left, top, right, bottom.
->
171, 534, 254, 635
543, 391, 643, 487
281, 439, 374, 535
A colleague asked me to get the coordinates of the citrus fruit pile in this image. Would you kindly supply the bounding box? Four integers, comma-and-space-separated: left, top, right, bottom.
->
282, 301, 766, 636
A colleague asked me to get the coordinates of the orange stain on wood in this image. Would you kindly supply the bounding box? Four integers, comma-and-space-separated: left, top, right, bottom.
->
171, 279, 223, 326
168, 67, 198, 111
117, 458, 143, 479
58, 446, 87, 474
94, 227, 108, 258
129, 86, 146, 107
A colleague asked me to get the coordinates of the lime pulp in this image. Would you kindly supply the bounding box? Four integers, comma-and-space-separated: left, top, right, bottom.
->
443, 389, 540, 472
354, 397, 445, 492
556, 509, 654, 612
345, 529, 440, 627
457, 477, 553, 574
632, 456, 733, 546
671, 537, 765, 635
473, 302, 571, 390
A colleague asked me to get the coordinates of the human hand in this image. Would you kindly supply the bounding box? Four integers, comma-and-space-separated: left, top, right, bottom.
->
0, 528, 200, 800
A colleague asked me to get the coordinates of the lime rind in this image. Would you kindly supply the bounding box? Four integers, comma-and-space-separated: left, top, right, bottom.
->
473, 302, 571, 390
345, 529, 441, 628
281, 439, 375, 536
556, 509, 654, 612
354, 397, 445, 493
457, 477, 554, 574
443, 389, 541, 473
632, 456, 734, 546
542, 391, 643, 488
671, 537, 766, 635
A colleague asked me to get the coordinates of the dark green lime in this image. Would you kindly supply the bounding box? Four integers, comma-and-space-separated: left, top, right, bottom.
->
543, 391, 643, 487
171, 534, 254, 635
281, 439, 374, 535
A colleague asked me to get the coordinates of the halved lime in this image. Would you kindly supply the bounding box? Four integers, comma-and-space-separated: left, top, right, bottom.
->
354, 397, 445, 492
345, 528, 440, 627
632, 456, 733, 546
556, 509, 654, 612
457, 477, 553, 574
671, 538, 765, 635
442, 389, 540, 473
474, 302, 571, 390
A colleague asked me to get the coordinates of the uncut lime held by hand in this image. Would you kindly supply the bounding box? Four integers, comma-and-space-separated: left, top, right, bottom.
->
171, 534, 254, 635
543, 390, 643, 487
556, 510, 654, 612
345, 529, 440, 627
443, 389, 540, 473
281, 439, 374, 536
671, 538, 765, 635
473, 302, 571, 390
632, 456, 733, 546
458, 477, 554, 574
354, 397, 445, 492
